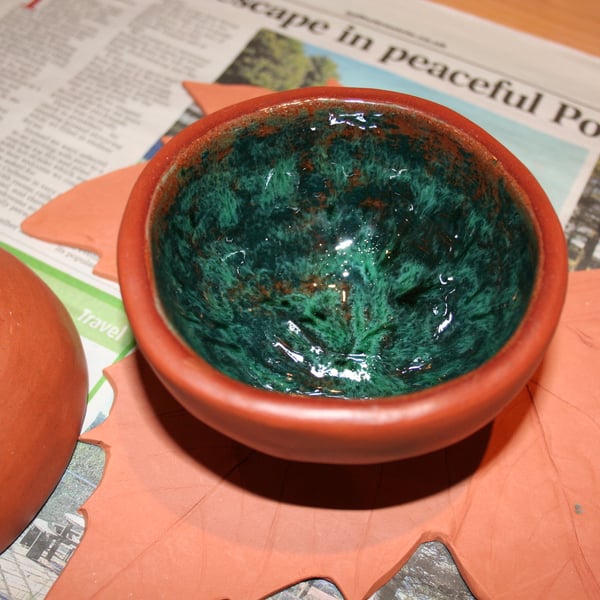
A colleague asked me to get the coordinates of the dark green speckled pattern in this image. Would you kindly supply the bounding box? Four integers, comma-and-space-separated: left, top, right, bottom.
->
151, 104, 538, 399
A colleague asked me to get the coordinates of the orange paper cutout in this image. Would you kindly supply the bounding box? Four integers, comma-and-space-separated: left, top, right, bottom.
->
182, 81, 341, 116
21, 164, 146, 282
43, 271, 600, 599
182, 81, 274, 114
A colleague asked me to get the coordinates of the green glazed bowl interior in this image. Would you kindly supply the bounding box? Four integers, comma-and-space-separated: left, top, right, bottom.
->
151, 97, 537, 399
119, 87, 567, 463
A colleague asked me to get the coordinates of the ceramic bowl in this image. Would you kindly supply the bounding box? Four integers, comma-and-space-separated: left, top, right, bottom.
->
118, 87, 567, 464
0, 248, 87, 551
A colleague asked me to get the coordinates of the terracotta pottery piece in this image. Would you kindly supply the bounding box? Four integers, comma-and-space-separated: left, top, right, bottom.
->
0, 248, 87, 551
117, 87, 568, 464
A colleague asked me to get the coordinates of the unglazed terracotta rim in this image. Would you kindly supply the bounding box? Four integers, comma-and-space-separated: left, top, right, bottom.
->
118, 87, 568, 463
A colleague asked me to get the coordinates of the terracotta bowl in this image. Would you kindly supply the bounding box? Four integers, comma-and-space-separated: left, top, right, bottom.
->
118, 87, 567, 464
0, 248, 87, 551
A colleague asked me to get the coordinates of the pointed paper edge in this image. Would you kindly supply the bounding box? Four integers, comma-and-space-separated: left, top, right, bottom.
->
21, 163, 146, 282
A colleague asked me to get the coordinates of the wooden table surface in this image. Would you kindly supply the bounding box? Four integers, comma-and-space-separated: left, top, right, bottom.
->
430, 0, 600, 57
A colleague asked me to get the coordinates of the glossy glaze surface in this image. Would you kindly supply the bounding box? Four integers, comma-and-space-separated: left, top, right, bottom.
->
151, 104, 537, 398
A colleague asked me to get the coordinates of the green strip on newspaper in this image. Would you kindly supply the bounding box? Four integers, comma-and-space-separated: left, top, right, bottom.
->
1, 243, 133, 354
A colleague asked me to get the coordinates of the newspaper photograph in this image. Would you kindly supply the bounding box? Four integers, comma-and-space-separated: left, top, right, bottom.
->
0, 0, 598, 597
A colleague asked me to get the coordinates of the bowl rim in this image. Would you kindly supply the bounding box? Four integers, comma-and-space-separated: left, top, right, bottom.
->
117, 86, 568, 457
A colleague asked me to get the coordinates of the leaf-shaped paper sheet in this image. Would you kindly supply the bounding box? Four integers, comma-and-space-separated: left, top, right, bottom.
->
21, 83, 600, 598
44, 271, 600, 599
181, 81, 340, 113
21, 163, 146, 282
182, 81, 275, 111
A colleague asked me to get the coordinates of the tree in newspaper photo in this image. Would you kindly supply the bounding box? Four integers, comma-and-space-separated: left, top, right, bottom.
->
219, 30, 339, 90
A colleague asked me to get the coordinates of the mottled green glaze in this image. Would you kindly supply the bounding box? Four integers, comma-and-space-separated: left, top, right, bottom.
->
151, 104, 538, 399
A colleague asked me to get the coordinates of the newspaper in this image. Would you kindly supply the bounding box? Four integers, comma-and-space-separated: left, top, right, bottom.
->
0, 0, 598, 597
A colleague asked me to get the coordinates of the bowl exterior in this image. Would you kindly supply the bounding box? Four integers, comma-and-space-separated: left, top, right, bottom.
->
0, 249, 88, 550
118, 87, 568, 464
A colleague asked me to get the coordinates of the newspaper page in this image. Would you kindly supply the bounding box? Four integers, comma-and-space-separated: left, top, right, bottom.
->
0, 0, 598, 597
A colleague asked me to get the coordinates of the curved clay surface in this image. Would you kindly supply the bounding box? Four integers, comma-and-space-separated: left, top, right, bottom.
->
0, 248, 87, 551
